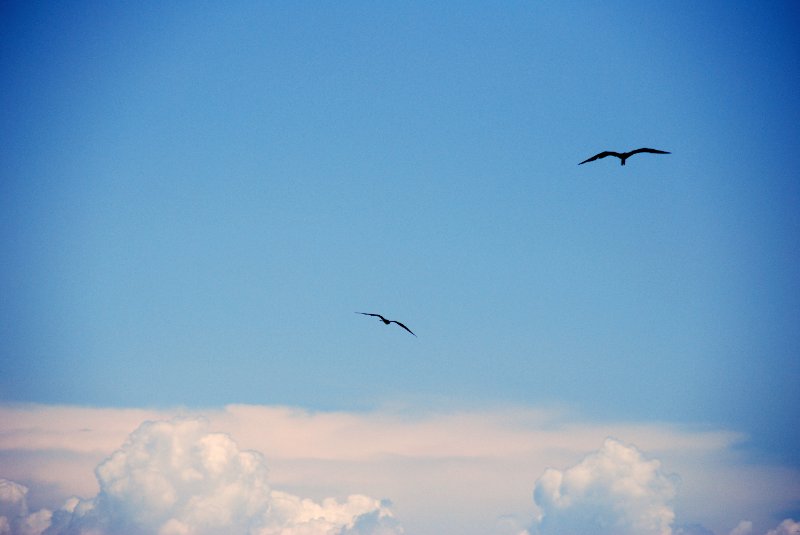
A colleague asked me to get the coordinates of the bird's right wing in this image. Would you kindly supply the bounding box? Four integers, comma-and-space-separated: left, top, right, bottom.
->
357, 312, 384, 319
391, 321, 417, 337
579, 151, 617, 165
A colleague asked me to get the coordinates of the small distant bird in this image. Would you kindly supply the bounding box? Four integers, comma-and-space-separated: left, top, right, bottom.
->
579, 148, 671, 166
356, 312, 416, 337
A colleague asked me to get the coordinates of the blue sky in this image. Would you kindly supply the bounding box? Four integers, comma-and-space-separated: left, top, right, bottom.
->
1, 2, 799, 533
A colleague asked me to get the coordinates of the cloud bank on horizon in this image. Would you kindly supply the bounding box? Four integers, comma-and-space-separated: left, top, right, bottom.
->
1, 405, 798, 535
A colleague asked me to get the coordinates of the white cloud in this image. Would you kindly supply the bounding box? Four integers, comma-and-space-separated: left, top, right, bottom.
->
729, 520, 754, 535
531, 438, 678, 535
765, 519, 800, 535
264, 492, 399, 535
0, 480, 51, 535
0, 480, 28, 523
3, 418, 401, 535
1, 404, 799, 535
51, 418, 273, 534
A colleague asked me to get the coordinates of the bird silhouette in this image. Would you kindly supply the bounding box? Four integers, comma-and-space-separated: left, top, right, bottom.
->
579, 148, 670, 166
356, 312, 416, 336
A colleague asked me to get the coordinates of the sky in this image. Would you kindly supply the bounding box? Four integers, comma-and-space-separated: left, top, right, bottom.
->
1, 1, 799, 534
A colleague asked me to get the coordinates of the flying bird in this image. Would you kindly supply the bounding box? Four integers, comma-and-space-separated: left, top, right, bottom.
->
579, 148, 671, 166
356, 312, 416, 337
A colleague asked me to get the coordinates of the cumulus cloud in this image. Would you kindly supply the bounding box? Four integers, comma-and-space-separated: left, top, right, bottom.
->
265, 492, 399, 535
0, 480, 29, 527
729, 520, 755, 535
1, 418, 401, 535
766, 519, 800, 535
530, 438, 678, 535
0, 480, 51, 535
2, 404, 799, 535
46, 418, 273, 534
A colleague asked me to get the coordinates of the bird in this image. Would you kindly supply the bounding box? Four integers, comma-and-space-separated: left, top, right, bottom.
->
356, 312, 416, 336
579, 148, 671, 166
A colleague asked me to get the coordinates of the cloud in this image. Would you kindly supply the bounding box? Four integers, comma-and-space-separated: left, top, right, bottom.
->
729, 521, 754, 535
524, 438, 799, 535
48, 418, 273, 534
531, 438, 678, 535
2, 418, 401, 535
1, 404, 799, 535
717, 519, 800, 535
765, 519, 800, 535
674, 524, 718, 535
0, 406, 800, 535
264, 492, 399, 535
0, 480, 28, 524
0, 480, 51, 535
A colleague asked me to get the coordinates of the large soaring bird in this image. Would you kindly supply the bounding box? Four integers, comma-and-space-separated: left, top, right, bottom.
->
579, 148, 670, 166
356, 312, 416, 337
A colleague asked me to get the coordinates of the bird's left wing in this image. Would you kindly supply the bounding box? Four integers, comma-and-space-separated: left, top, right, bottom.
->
629, 148, 671, 156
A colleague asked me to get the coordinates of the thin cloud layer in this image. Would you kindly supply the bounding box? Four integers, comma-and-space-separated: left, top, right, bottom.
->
1, 419, 401, 535
530, 437, 678, 535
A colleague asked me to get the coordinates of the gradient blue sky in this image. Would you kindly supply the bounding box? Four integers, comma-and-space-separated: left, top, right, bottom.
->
2, 0, 798, 475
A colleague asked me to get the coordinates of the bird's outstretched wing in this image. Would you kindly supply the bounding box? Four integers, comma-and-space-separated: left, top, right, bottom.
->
357, 312, 386, 321
390, 321, 416, 337
579, 151, 621, 165
627, 148, 671, 156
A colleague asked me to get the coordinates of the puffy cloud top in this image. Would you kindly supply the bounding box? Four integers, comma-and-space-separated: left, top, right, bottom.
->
532, 437, 678, 535
0, 480, 51, 535
48, 419, 272, 534
3, 418, 402, 535
728, 521, 756, 535
766, 519, 800, 535
0, 480, 28, 522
